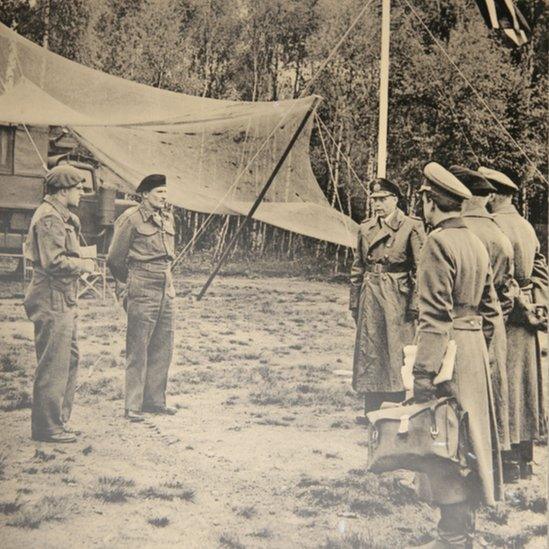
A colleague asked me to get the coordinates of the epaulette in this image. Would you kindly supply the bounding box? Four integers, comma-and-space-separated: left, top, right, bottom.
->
116, 205, 140, 221
360, 216, 376, 227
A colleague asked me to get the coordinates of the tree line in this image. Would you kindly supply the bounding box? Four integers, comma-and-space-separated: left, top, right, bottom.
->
1, 0, 546, 269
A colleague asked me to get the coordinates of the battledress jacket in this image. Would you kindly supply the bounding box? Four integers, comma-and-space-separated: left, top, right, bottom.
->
349, 208, 425, 393
491, 202, 548, 443
24, 195, 89, 308
413, 217, 503, 505
106, 204, 176, 284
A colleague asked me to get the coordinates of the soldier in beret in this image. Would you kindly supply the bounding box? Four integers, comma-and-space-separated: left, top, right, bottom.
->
107, 174, 177, 422
481, 166, 548, 480
449, 165, 514, 469
349, 178, 425, 416
412, 162, 503, 547
24, 165, 96, 443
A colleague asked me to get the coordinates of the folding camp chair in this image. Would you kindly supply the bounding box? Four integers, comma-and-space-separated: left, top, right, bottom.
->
78, 256, 107, 300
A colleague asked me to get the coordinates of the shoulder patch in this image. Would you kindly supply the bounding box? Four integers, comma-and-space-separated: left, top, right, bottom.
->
37, 213, 64, 233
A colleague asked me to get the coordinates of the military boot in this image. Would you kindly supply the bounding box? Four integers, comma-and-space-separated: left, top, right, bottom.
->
432, 501, 475, 549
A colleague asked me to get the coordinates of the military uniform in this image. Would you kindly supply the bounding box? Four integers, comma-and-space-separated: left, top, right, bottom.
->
413, 163, 503, 547
480, 166, 548, 477
450, 165, 515, 453
490, 203, 547, 445
24, 168, 91, 441
107, 201, 176, 415
350, 208, 425, 398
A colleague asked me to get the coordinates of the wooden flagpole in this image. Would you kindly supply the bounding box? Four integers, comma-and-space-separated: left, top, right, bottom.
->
196, 97, 320, 301
376, 0, 391, 178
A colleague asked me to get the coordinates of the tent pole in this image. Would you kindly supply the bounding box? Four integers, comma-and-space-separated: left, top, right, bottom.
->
196, 97, 319, 301
376, 0, 391, 178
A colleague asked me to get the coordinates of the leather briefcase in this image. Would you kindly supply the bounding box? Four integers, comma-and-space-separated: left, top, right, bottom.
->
366, 397, 470, 474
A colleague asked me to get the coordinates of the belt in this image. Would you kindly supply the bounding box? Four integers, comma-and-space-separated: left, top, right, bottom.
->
129, 260, 172, 274
516, 277, 532, 289
453, 315, 482, 331
364, 264, 410, 274
32, 267, 78, 284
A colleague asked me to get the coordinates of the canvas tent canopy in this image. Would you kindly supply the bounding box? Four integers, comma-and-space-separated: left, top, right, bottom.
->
0, 23, 358, 248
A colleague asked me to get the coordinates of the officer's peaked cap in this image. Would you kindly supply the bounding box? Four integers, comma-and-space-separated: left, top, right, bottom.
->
449, 165, 495, 196
370, 178, 401, 199
420, 162, 472, 200
477, 167, 518, 194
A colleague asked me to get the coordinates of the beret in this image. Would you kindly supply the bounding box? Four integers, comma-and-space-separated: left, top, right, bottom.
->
45, 165, 85, 189
370, 178, 401, 199
449, 165, 495, 195
477, 167, 518, 193
420, 162, 472, 200
136, 174, 167, 194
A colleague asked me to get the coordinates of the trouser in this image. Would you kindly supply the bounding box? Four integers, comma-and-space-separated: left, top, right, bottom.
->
502, 440, 533, 458
425, 462, 479, 546
24, 278, 79, 438
125, 265, 174, 412
364, 391, 405, 415
437, 502, 475, 547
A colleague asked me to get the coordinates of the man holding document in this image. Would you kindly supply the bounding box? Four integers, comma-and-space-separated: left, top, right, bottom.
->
24, 165, 96, 443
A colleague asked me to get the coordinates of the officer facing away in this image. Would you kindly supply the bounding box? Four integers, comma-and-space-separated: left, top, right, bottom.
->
413, 162, 502, 548
107, 174, 176, 422
24, 165, 96, 443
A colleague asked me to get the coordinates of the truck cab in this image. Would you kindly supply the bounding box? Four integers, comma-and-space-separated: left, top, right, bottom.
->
0, 124, 135, 256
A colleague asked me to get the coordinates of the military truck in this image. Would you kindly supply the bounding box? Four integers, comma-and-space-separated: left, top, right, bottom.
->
0, 124, 135, 257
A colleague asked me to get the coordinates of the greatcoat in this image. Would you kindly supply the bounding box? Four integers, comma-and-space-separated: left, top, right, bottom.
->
414, 217, 503, 505
492, 202, 548, 444
350, 208, 425, 393
463, 206, 515, 451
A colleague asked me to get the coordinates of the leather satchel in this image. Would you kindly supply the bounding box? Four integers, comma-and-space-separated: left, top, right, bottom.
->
366, 397, 470, 474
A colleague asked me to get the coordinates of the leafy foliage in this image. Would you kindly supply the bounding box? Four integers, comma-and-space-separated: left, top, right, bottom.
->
1, 0, 546, 229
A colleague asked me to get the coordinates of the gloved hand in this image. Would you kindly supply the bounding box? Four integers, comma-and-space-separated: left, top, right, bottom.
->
405, 307, 419, 322
413, 371, 436, 403
435, 380, 457, 399
351, 308, 359, 325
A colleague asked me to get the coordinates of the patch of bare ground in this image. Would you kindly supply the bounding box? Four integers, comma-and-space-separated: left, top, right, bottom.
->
0, 274, 546, 547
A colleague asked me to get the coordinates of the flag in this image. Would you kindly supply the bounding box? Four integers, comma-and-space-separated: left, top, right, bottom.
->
475, 0, 532, 46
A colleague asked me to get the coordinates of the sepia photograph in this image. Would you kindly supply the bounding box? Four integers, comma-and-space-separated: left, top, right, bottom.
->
0, 0, 546, 547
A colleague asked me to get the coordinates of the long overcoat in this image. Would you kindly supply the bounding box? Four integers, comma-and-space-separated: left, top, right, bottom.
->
414, 217, 503, 505
350, 208, 425, 393
463, 206, 514, 451
492, 203, 548, 444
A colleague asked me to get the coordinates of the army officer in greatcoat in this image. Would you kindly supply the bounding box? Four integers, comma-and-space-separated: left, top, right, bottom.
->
349, 178, 425, 415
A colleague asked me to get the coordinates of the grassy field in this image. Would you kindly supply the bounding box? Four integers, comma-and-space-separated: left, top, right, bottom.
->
0, 272, 546, 548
